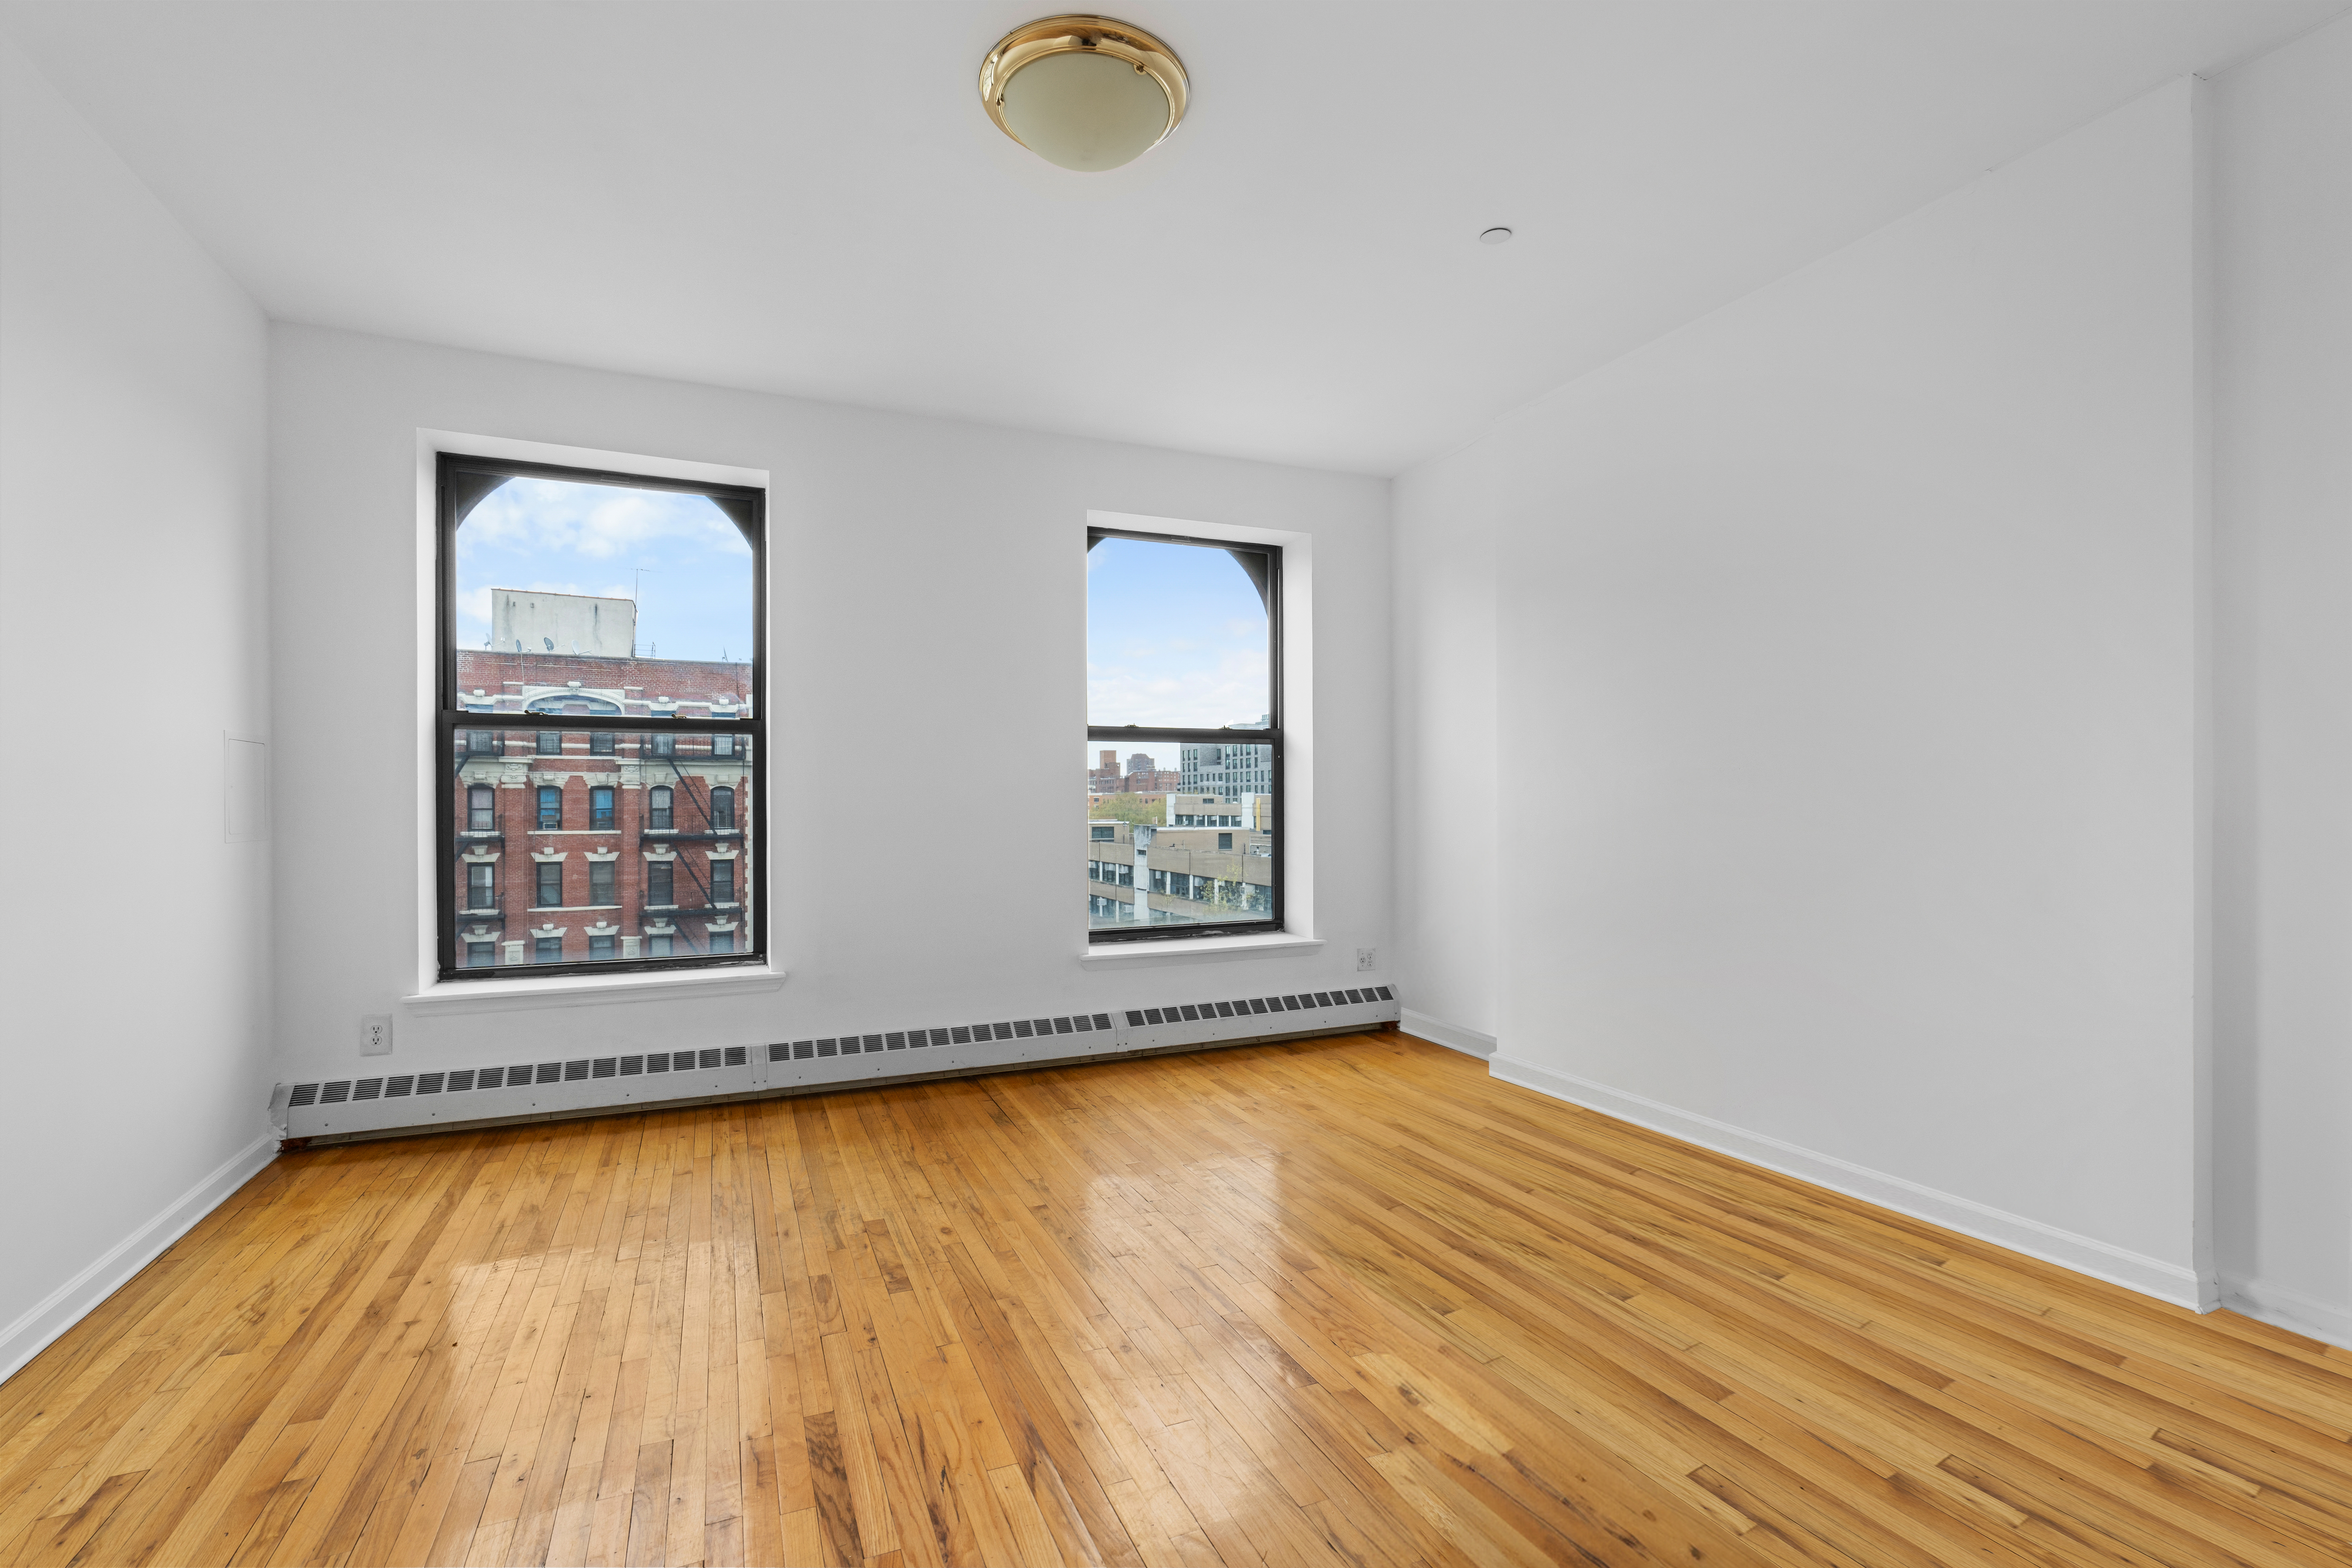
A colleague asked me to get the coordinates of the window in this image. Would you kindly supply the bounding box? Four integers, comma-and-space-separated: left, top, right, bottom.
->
709, 930, 735, 954
1085, 529, 1279, 941
711, 859, 735, 904
437, 452, 763, 980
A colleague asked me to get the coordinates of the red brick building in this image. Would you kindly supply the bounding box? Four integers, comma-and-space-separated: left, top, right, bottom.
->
450, 649, 754, 967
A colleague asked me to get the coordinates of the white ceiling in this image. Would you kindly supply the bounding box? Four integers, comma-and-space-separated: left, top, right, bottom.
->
5, 1, 2339, 475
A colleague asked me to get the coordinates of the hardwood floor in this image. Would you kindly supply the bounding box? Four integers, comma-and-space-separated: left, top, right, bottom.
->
2, 1032, 2348, 1567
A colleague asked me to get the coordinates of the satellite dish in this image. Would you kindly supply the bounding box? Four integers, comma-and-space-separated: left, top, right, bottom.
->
543, 637, 554, 651
570, 642, 580, 655
514, 639, 523, 653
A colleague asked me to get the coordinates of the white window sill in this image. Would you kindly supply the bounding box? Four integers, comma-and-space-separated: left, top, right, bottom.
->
1076, 932, 1324, 968
403, 964, 787, 1014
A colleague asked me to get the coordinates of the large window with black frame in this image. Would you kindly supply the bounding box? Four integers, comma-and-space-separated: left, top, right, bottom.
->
437, 453, 763, 979
1086, 528, 1280, 941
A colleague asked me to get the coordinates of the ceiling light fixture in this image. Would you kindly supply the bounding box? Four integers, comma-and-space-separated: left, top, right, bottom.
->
1480, 227, 1515, 245
980, 15, 1188, 172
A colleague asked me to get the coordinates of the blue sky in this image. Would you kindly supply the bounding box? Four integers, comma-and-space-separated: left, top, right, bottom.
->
454, 478, 754, 663
1086, 536, 1269, 767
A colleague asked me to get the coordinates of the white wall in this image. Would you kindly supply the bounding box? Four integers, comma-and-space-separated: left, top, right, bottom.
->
1390, 451, 1497, 1051
0, 39, 274, 1377
269, 326, 1389, 1084
1396, 82, 2215, 1304
2211, 15, 2352, 1345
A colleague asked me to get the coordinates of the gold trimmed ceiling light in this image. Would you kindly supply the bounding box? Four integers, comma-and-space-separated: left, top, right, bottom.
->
979, 15, 1187, 172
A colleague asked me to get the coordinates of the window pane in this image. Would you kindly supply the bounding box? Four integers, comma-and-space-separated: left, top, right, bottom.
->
1087, 535, 1271, 730
447, 725, 755, 966
1085, 745, 1274, 931
450, 472, 752, 707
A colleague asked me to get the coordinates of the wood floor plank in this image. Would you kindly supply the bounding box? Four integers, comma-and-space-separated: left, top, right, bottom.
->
5, 1033, 2350, 1566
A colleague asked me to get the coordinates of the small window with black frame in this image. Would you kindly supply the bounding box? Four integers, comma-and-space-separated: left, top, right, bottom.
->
437, 452, 764, 979
1086, 528, 1280, 942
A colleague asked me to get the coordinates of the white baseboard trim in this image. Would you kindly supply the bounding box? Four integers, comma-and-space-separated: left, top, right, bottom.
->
1401, 1009, 1497, 1059
1488, 1055, 2215, 1312
2222, 1273, 2352, 1351
0, 1132, 278, 1388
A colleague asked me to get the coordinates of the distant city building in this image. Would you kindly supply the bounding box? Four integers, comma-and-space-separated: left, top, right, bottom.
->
1086, 802, 1275, 927
490, 588, 638, 658
1180, 720, 1273, 796
1087, 747, 1178, 794
450, 647, 753, 967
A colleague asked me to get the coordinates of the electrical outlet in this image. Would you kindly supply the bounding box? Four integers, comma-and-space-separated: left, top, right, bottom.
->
1356, 947, 1376, 972
360, 1015, 393, 1056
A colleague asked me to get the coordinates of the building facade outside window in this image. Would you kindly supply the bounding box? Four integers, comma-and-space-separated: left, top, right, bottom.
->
1085, 528, 1280, 942
436, 452, 764, 978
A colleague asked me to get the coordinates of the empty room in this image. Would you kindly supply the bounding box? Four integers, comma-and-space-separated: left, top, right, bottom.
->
4, 2, 2351, 1564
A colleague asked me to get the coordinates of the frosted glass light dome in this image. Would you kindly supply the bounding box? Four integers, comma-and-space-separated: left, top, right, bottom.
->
980, 16, 1187, 173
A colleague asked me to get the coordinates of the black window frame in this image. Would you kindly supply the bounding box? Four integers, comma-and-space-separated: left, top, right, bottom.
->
1086, 526, 1283, 944
436, 452, 766, 982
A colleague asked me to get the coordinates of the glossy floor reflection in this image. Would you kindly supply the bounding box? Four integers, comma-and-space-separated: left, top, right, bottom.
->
3, 1033, 2349, 1566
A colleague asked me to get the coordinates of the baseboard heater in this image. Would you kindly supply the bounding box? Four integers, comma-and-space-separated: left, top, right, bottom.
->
271, 983, 1398, 1142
